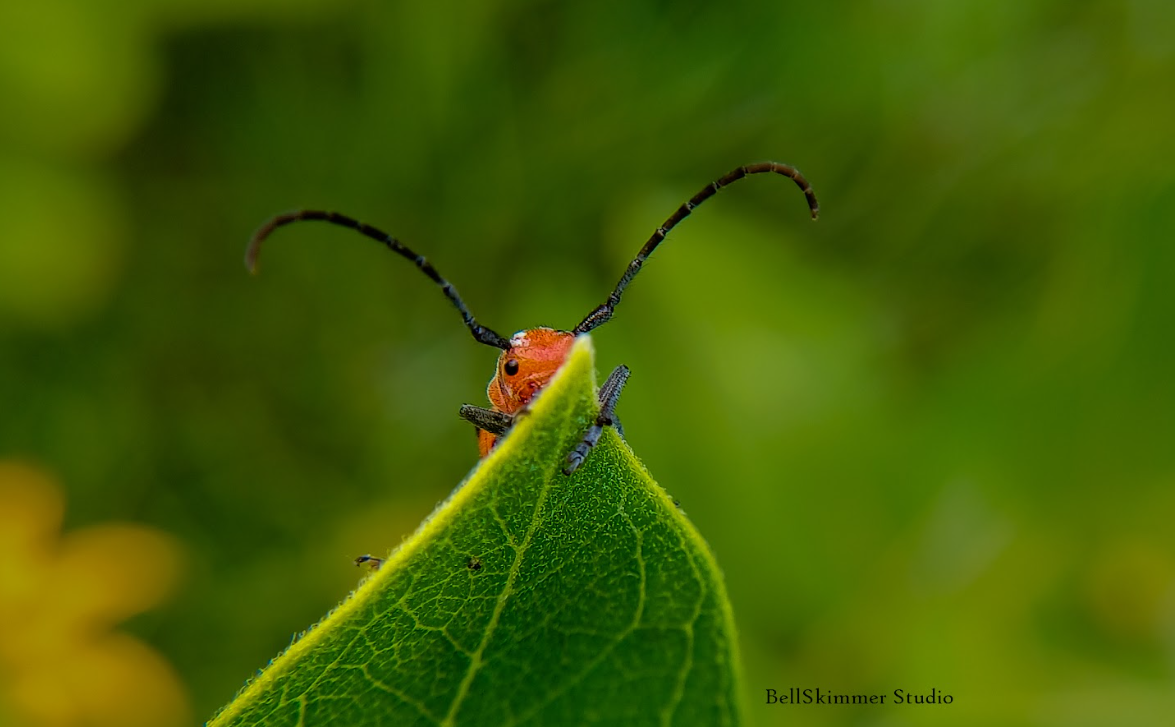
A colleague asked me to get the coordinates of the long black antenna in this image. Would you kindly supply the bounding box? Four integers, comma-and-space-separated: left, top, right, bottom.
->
574, 161, 819, 334
246, 210, 510, 350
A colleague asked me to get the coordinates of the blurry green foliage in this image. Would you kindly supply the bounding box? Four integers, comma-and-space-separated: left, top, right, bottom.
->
1, 0, 1174, 725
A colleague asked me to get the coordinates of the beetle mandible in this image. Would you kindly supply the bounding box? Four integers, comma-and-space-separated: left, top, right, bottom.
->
247, 161, 819, 475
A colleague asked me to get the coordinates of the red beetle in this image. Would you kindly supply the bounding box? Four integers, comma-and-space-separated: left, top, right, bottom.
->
248, 162, 818, 476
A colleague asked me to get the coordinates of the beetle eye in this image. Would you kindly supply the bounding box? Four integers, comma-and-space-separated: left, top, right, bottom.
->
504, 359, 520, 376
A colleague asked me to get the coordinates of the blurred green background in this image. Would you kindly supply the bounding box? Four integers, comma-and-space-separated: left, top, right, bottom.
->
2, 1, 1174, 725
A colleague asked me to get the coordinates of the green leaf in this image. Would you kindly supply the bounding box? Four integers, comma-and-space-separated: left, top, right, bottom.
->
209, 335, 742, 727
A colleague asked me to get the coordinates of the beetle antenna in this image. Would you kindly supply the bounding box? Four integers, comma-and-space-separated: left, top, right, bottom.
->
246, 210, 510, 350
573, 161, 819, 334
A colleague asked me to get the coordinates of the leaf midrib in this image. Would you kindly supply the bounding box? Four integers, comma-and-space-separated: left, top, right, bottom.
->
439, 412, 568, 726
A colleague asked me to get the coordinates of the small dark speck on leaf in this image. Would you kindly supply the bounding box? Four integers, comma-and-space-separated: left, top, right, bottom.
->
355, 554, 383, 570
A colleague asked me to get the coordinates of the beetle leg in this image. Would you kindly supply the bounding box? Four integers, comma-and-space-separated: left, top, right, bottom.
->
564, 365, 630, 475
458, 404, 513, 436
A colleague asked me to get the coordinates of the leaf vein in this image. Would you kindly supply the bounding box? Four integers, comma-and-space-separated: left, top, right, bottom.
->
439, 409, 571, 725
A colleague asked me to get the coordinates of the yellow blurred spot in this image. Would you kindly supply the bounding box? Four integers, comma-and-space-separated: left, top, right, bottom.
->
1085, 540, 1174, 641
0, 460, 190, 727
